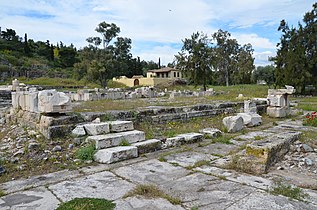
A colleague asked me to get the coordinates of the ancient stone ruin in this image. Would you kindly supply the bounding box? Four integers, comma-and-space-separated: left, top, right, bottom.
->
267, 85, 295, 118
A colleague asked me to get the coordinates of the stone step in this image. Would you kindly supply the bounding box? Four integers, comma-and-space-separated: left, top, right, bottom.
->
84, 122, 110, 135
132, 139, 162, 154
177, 133, 204, 143
107, 121, 134, 132
87, 130, 146, 150
94, 146, 138, 163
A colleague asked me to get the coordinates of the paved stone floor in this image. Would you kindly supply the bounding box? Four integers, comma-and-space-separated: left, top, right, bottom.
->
1, 120, 317, 209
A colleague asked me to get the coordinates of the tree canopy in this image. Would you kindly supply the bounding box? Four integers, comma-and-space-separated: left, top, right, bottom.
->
272, 3, 317, 93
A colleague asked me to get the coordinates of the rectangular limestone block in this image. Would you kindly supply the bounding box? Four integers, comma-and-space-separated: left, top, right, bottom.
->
108, 121, 134, 132
177, 133, 203, 143
244, 131, 301, 174
86, 130, 145, 149
267, 106, 289, 118
161, 136, 186, 149
84, 123, 110, 136
94, 146, 138, 163
132, 139, 162, 154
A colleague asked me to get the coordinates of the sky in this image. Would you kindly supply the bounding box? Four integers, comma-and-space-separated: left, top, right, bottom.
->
0, 0, 316, 66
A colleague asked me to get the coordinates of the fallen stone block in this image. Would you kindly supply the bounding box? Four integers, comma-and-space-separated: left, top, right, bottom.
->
199, 128, 222, 138
237, 113, 262, 127
132, 139, 162, 154
177, 133, 203, 143
223, 116, 244, 132
238, 131, 301, 174
161, 136, 186, 149
86, 130, 145, 149
71, 125, 86, 137
38, 90, 72, 113
84, 122, 110, 136
108, 121, 134, 132
94, 146, 138, 164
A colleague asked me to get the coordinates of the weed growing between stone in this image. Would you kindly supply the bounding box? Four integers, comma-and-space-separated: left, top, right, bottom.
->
124, 184, 182, 205
119, 139, 130, 146
56, 198, 116, 210
269, 182, 308, 201
211, 135, 232, 144
186, 160, 210, 170
75, 143, 96, 161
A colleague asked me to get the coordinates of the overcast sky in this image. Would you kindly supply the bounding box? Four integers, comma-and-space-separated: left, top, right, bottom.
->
0, 0, 315, 66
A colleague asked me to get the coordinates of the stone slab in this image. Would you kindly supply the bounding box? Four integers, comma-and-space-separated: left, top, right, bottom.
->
87, 130, 145, 149
199, 128, 222, 138
223, 116, 244, 133
165, 151, 218, 167
94, 146, 138, 164
108, 121, 134, 132
84, 122, 110, 135
195, 142, 239, 156
0, 187, 60, 210
227, 191, 316, 210
71, 125, 86, 137
161, 136, 186, 149
49, 171, 135, 202
0, 169, 81, 194
113, 159, 190, 185
115, 197, 184, 210
176, 133, 203, 143
234, 131, 275, 141
161, 172, 255, 210
132, 139, 162, 154
237, 113, 262, 127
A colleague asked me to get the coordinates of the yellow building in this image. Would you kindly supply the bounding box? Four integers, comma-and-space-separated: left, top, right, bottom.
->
113, 67, 183, 87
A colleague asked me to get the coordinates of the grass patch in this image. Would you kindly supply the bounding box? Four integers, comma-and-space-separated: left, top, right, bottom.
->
75, 144, 96, 161
119, 139, 131, 146
186, 160, 210, 170
56, 198, 115, 210
124, 184, 182, 205
0, 190, 6, 197
269, 182, 308, 201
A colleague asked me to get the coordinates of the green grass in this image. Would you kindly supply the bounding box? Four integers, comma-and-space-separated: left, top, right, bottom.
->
75, 144, 96, 161
124, 184, 182, 205
186, 160, 210, 170
269, 182, 308, 201
0, 190, 6, 197
16, 77, 100, 88
56, 198, 116, 210
119, 139, 131, 146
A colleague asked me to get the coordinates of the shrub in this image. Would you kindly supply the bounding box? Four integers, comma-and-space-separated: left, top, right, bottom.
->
303, 112, 317, 127
75, 144, 96, 161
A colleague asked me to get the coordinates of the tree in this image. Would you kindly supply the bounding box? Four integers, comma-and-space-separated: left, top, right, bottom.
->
252, 65, 275, 86
271, 3, 317, 93
176, 32, 214, 91
212, 29, 240, 86
95, 22, 120, 49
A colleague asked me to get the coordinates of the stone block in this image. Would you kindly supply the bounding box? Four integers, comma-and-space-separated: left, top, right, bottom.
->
38, 90, 72, 113
177, 133, 203, 143
161, 136, 186, 149
244, 100, 257, 113
267, 106, 289, 118
199, 128, 222, 138
84, 123, 110, 135
243, 131, 301, 174
71, 125, 86, 137
94, 146, 138, 163
132, 139, 162, 154
223, 116, 244, 132
108, 121, 134, 132
86, 130, 145, 149
237, 113, 262, 127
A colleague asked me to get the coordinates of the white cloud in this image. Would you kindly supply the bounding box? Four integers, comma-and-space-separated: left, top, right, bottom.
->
254, 51, 275, 66
233, 33, 276, 49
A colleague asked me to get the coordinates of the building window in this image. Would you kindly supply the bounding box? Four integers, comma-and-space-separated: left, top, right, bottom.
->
174, 72, 176, 77
166, 73, 168, 78
177, 72, 180, 77
162, 73, 164, 78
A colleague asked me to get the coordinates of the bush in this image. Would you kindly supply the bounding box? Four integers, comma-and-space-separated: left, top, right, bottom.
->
56, 198, 115, 210
75, 144, 96, 161
303, 112, 317, 127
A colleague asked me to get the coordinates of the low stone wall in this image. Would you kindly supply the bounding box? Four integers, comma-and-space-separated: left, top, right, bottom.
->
0, 90, 11, 108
